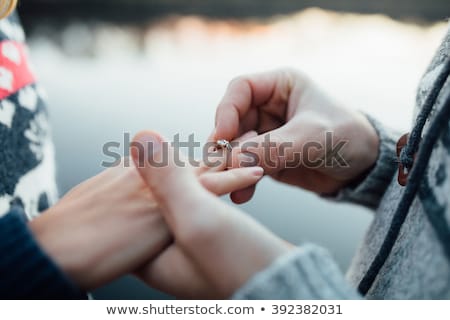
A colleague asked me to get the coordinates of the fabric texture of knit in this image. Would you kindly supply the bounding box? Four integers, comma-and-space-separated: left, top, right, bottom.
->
0, 12, 86, 299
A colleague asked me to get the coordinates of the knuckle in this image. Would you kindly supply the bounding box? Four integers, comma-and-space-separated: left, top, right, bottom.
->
229, 75, 249, 87
279, 67, 311, 89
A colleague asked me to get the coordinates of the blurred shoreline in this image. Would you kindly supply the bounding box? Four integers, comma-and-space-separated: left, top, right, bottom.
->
19, 0, 450, 34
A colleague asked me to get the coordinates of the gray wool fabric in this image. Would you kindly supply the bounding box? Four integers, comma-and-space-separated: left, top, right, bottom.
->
233, 24, 450, 300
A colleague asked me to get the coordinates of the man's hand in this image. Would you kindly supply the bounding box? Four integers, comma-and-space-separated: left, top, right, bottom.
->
212, 68, 379, 202
133, 131, 291, 299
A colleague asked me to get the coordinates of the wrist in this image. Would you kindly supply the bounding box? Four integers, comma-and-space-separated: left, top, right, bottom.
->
30, 194, 172, 291
343, 112, 380, 183
29, 204, 93, 290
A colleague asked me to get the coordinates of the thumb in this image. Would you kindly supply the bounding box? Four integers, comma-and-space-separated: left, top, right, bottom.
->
130, 131, 205, 224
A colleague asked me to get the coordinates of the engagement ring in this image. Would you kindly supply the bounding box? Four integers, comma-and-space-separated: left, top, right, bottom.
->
215, 139, 232, 152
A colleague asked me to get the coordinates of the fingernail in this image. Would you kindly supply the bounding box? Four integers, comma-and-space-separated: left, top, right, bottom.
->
238, 152, 258, 167
137, 133, 162, 161
250, 166, 264, 177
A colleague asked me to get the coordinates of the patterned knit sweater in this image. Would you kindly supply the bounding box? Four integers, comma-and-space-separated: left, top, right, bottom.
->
0, 13, 84, 299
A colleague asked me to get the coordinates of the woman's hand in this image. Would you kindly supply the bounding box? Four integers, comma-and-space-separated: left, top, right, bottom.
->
29, 155, 263, 291
133, 131, 292, 299
212, 68, 379, 202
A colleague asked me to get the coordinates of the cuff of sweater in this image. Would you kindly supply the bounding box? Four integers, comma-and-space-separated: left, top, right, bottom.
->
232, 244, 361, 300
331, 114, 400, 209
0, 209, 87, 299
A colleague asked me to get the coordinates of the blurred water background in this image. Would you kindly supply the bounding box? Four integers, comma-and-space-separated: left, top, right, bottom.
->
19, 0, 450, 298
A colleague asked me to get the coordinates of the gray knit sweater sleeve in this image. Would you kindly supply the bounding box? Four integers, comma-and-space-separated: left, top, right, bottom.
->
232, 244, 361, 300
332, 115, 400, 209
